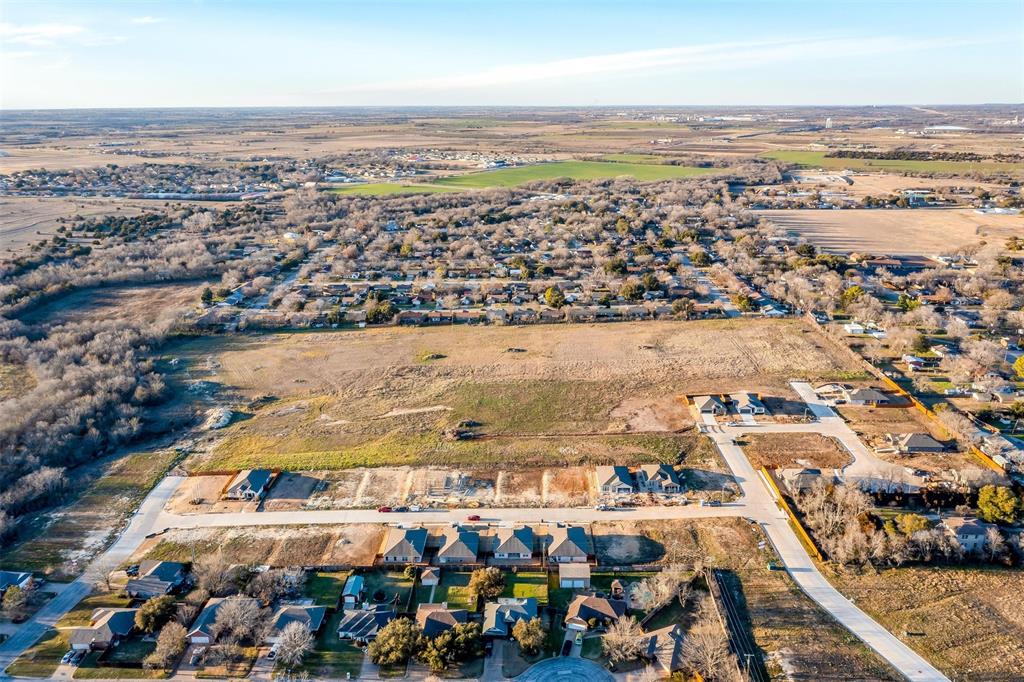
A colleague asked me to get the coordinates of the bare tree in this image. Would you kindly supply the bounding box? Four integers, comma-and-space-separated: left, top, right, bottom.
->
275, 621, 314, 670
682, 618, 734, 681
601, 616, 645, 666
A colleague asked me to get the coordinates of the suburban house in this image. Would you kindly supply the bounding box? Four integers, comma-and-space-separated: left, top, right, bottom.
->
265, 605, 327, 644
188, 597, 257, 644
415, 603, 468, 638
482, 597, 538, 637
564, 594, 626, 631
733, 392, 767, 415
778, 467, 838, 495
69, 608, 138, 651
419, 568, 440, 587
437, 527, 479, 565
640, 623, 686, 674
380, 526, 428, 564
126, 560, 187, 599
636, 464, 683, 493
842, 388, 891, 406
342, 575, 365, 608
893, 433, 946, 454
546, 525, 590, 563
0, 571, 32, 596
558, 563, 591, 589
596, 465, 635, 495
224, 469, 273, 501
493, 526, 534, 560
336, 604, 395, 641
693, 395, 726, 415
942, 516, 995, 554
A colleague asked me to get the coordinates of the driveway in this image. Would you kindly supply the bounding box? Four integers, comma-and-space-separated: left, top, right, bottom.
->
516, 657, 614, 682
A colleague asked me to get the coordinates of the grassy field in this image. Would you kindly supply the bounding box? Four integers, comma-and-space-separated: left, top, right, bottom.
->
330, 182, 455, 196
57, 592, 133, 627
828, 565, 1024, 680
177, 320, 852, 474
5, 629, 66, 678
432, 160, 719, 188
0, 448, 179, 579
764, 150, 1023, 175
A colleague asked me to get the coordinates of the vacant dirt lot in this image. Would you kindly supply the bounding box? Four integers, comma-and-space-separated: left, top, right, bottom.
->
741, 433, 852, 470
16, 281, 202, 327
758, 208, 1021, 256
172, 319, 854, 472
829, 565, 1024, 681
166, 475, 256, 514
138, 524, 384, 567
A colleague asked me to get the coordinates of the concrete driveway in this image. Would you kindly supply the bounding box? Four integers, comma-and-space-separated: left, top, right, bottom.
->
516, 656, 614, 682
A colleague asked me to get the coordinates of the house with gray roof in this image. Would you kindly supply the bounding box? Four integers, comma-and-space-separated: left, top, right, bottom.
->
641, 623, 686, 673
636, 464, 683, 493
546, 525, 590, 563
337, 604, 395, 641
69, 608, 138, 651
126, 560, 186, 599
0, 571, 32, 596
266, 605, 327, 644
225, 469, 273, 500
187, 597, 258, 644
482, 598, 537, 637
380, 526, 428, 564
693, 395, 726, 415
437, 527, 479, 565
596, 466, 635, 495
416, 603, 468, 638
894, 433, 946, 454
493, 526, 534, 560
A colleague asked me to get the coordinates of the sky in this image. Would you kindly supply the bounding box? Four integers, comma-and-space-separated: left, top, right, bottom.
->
1, 0, 1021, 109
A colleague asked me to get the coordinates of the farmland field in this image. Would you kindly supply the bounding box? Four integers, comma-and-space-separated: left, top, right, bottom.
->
757, 208, 1023, 256
329, 182, 455, 196
763, 150, 1024, 176
432, 160, 720, 187
170, 319, 855, 473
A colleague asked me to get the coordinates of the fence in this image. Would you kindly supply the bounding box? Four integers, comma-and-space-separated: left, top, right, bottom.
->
759, 467, 824, 562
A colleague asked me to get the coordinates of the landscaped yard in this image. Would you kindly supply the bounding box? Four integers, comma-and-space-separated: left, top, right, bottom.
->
195, 646, 257, 678
296, 611, 364, 680
5, 629, 67, 678
361, 570, 415, 611
414, 571, 475, 611
501, 572, 548, 607
57, 592, 133, 628
305, 571, 349, 608
74, 642, 168, 679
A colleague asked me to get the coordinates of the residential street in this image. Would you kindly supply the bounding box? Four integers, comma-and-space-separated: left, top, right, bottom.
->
0, 384, 949, 681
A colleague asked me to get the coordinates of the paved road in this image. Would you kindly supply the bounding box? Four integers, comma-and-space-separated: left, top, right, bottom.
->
1, 387, 949, 681
0, 476, 183, 678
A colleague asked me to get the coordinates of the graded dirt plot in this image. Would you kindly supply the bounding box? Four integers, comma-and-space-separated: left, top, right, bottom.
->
165, 475, 256, 514
261, 472, 321, 511
757, 208, 1022, 256
741, 433, 852, 470
173, 319, 855, 472
829, 566, 1024, 681
139, 524, 384, 567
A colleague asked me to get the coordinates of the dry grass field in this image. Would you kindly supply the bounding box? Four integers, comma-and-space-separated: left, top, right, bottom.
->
828, 565, 1024, 681
741, 433, 852, 470
169, 319, 855, 472
758, 208, 1022, 256
16, 281, 201, 327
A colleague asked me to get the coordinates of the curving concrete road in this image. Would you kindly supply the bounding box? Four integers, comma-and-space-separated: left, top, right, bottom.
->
1, 382, 949, 681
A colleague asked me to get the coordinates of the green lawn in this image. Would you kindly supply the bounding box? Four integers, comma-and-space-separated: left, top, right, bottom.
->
5, 629, 66, 678
295, 612, 364, 679
641, 598, 688, 631
305, 571, 349, 608
600, 153, 669, 164
432, 161, 719, 188
501, 572, 549, 607
74, 643, 168, 680
581, 635, 604, 661
362, 570, 415, 611
57, 592, 133, 628
763, 150, 1023, 176
330, 183, 455, 196
429, 572, 476, 611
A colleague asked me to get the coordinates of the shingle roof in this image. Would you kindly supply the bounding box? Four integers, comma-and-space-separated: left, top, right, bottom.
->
548, 526, 589, 558
564, 595, 626, 625
381, 527, 428, 558
495, 526, 533, 556
438, 528, 479, 560
270, 605, 327, 636
415, 603, 468, 638
336, 605, 395, 639
482, 598, 537, 636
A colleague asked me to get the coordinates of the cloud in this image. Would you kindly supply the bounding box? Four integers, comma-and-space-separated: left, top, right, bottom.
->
0, 22, 85, 47
327, 35, 985, 95
130, 16, 164, 25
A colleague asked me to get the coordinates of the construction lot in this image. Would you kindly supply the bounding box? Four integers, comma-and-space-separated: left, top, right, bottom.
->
740, 432, 852, 470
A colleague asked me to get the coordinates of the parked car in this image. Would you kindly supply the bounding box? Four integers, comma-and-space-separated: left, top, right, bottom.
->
377, 506, 392, 513
466, 514, 481, 521
561, 639, 573, 656
594, 504, 610, 511
267, 650, 277, 661
61, 651, 74, 664
393, 506, 409, 512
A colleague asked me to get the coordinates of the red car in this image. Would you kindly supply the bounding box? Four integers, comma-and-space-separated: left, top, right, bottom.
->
377, 506, 393, 513
466, 514, 481, 521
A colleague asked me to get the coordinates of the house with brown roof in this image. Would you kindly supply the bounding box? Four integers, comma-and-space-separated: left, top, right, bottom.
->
415, 603, 468, 639
564, 594, 626, 631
